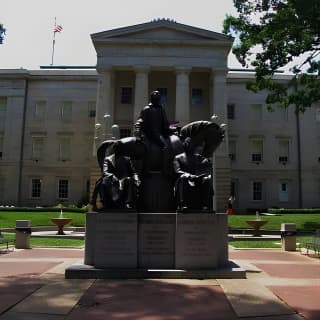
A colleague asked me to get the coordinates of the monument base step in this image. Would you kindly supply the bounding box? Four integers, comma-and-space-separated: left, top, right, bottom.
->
65, 261, 246, 279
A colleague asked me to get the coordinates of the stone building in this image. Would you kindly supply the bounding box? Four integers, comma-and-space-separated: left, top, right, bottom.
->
0, 20, 319, 211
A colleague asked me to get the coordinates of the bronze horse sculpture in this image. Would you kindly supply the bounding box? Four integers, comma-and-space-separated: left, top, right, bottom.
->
92, 120, 225, 212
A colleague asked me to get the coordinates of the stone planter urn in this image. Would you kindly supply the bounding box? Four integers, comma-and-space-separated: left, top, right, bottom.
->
51, 218, 73, 235
246, 220, 268, 236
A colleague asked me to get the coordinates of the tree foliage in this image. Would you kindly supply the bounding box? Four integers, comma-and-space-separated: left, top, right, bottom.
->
223, 0, 320, 112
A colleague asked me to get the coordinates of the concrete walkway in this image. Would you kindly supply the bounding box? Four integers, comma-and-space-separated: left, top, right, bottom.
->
0, 247, 319, 320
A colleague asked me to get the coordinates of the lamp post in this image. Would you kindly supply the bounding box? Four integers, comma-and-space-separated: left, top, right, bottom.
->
103, 113, 111, 139
93, 123, 101, 156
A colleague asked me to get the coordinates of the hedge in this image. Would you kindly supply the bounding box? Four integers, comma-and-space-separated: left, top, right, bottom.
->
268, 208, 320, 214
0, 206, 87, 213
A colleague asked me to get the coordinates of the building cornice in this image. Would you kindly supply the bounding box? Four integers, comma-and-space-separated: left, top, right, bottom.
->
91, 20, 232, 43
93, 38, 232, 48
0, 69, 98, 80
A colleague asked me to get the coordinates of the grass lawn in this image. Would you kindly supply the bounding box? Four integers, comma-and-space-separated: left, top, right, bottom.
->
2, 232, 311, 249
0, 211, 86, 228
1, 212, 319, 231
0, 232, 84, 248
228, 214, 320, 232
30, 237, 84, 247
229, 236, 312, 248
1, 211, 319, 249
229, 239, 281, 248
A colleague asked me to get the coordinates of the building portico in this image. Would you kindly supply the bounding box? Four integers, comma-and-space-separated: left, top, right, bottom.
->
91, 19, 232, 129
94, 67, 229, 128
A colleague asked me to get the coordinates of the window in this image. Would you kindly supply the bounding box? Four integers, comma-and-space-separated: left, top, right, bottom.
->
120, 128, 132, 138
229, 140, 236, 161
0, 97, 7, 111
89, 109, 96, 118
227, 104, 235, 119
34, 101, 46, 120
120, 87, 133, 104
32, 137, 44, 160
31, 178, 42, 198
58, 179, 69, 199
191, 88, 203, 105
0, 175, 4, 199
86, 179, 90, 194
230, 181, 236, 198
59, 137, 71, 161
281, 107, 288, 122
61, 101, 72, 122
278, 140, 290, 163
157, 88, 168, 106
88, 101, 96, 118
315, 106, 320, 122
251, 140, 263, 162
86, 136, 93, 159
252, 154, 262, 162
252, 181, 262, 201
279, 182, 289, 202
0, 97, 7, 125
0, 135, 3, 159
251, 104, 262, 121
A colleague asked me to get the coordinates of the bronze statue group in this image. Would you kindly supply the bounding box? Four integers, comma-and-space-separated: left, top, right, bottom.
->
92, 91, 225, 213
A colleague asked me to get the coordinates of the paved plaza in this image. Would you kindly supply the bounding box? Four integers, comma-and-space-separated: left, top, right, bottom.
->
0, 247, 319, 320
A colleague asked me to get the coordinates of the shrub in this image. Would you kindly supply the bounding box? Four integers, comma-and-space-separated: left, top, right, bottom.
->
268, 208, 320, 214
0, 206, 87, 213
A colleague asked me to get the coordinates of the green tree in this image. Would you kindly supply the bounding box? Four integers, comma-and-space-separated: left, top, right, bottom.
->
223, 0, 320, 112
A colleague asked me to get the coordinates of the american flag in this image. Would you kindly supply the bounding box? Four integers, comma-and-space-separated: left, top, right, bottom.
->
54, 25, 63, 33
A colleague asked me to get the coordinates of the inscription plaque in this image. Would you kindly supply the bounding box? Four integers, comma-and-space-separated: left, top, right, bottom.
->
175, 214, 220, 269
93, 213, 137, 268
138, 213, 176, 268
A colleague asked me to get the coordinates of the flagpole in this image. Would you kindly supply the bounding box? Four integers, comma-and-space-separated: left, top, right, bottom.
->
51, 17, 56, 66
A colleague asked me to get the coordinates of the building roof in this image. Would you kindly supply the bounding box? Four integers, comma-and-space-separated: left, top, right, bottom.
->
91, 19, 233, 47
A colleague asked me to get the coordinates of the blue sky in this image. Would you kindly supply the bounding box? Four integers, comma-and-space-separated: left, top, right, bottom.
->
1, 0, 239, 69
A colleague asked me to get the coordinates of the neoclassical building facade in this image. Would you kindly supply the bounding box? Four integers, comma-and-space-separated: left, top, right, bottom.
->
0, 20, 319, 211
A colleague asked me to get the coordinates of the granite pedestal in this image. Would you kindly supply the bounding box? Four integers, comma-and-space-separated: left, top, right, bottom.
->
66, 212, 245, 279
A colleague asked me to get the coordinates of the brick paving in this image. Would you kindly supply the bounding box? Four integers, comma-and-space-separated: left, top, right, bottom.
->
229, 249, 311, 262
66, 280, 237, 320
231, 249, 320, 320
268, 286, 320, 320
0, 262, 62, 277
0, 247, 318, 319
255, 263, 320, 279
0, 248, 84, 259
0, 279, 42, 315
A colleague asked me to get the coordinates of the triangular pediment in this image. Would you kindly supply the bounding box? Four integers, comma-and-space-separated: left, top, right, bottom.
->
91, 19, 232, 44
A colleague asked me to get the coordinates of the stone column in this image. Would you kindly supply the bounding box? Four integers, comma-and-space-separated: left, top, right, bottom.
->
175, 67, 191, 126
211, 70, 230, 212
91, 68, 114, 203
95, 67, 114, 141
133, 66, 150, 122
